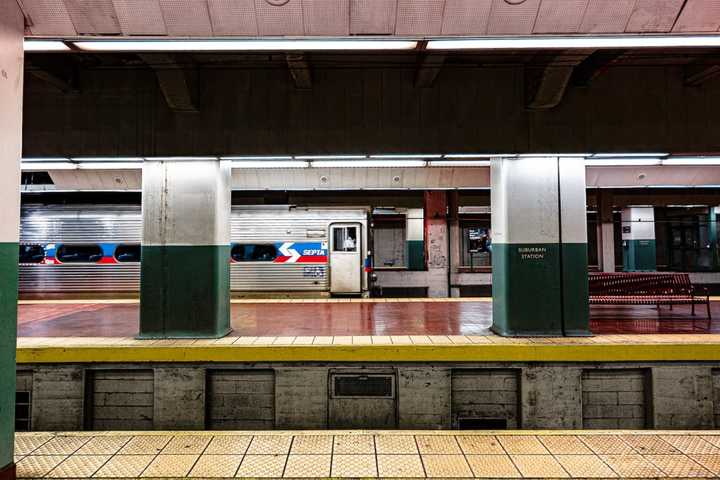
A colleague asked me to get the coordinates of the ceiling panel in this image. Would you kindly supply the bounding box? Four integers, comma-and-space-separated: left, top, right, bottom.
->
487, 0, 541, 35
625, 0, 684, 33
441, 0, 492, 35
303, 0, 350, 35
112, 0, 167, 35
534, 0, 589, 33
672, 0, 720, 32
396, 0, 444, 35
19, 0, 77, 35
207, 0, 258, 35
255, 0, 304, 35
349, 0, 397, 35
64, 0, 121, 34
158, 0, 213, 35
579, 0, 635, 33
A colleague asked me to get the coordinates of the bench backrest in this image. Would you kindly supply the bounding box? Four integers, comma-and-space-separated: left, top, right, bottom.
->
589, 272, 693, 296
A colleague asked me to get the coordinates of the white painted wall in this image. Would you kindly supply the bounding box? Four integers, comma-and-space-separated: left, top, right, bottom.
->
621, 207, 656, 241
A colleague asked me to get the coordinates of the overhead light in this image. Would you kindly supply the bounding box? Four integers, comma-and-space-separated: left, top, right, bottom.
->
230, 160, 309, 168
369, 154, 442, 159
144, 156, 217, 161
71, 157, 143, 162
662, 157, 720, 165
428, 160, 491, 167
585, 158, 663, 166
443, 154, 494, 159
312, 160, 427, 168
21, 161, 76, 170
222, 156, 293, 161
296, 155, 367, 160
592, 153, 669, 158
24, 40, 70, 52
426, 35, 720, 51
72, 39, 418, 52
76, 162, 141, 170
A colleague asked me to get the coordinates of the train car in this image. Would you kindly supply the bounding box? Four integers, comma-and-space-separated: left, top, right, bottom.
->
19, 205, 372, 298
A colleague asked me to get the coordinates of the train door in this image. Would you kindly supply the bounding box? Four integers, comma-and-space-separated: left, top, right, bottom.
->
329, 223, 362, 294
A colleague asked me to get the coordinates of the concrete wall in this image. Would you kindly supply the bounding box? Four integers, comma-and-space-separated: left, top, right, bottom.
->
22, 64, 720, 157
16, 362, 720, 431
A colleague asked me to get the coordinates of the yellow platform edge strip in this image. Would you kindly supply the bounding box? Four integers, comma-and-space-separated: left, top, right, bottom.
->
16, 343, 720, 364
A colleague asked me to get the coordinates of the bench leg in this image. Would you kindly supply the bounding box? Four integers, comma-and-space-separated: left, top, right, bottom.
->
708, 301, 712, 320
691, 302, 695, 316
670, 303, 673, 311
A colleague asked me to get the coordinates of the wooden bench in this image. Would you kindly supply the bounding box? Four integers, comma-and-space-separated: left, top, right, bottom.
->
589, 272, 711, 319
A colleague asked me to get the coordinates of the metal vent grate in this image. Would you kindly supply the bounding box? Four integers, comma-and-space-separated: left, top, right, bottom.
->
16, 391, 32, 431
458, 417, 507, 430
333, 375, 394, 398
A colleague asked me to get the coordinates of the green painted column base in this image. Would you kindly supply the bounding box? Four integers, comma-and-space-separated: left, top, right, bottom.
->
0, 243, 19, 470
562, 243, 591, 337
0, 462, 15, 480
623, 239, 657, 272
407, 240, 424, 271
140, 245, 231, 339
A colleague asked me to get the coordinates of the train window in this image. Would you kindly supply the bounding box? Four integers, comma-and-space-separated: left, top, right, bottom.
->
231, 244, 278, 262
115, 244, 141, 263
333, 226, 358, 252
56, 244, 104, 263
19, 244, 45, 264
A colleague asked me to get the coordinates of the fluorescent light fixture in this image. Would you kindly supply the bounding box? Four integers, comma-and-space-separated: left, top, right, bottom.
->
426, 35, 720, 51
585, 158, 663, 166
70, 157, 144, 162
76, 162, 141, 170
428, 160, 491, 167
145, 156, 217, 161
662, 157, 720, 165
21, 161, 76, 170
443, 154, 494, 158
221, 156, 293, 161
592, 153, 669, 158
230, 160, 309, 168
369, 154, 442, 159
296, 155, 367, 160
312, 160, 427, 168
24, 40, 70, 52
73, 39, 418, 52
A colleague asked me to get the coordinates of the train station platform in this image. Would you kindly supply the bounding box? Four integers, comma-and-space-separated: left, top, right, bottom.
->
13, 430, 720, 478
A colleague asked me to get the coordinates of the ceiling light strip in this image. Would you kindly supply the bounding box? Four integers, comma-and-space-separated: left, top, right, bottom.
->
71, 39, 418, 52
427, 35, 720, 51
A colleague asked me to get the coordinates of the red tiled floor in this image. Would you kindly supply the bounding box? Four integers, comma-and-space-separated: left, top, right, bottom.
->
16, 300, 720, 337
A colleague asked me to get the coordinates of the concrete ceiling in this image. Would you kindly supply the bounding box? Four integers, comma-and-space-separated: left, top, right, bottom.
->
18, 0, 720, 38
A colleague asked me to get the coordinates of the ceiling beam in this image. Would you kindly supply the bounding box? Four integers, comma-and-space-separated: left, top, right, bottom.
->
415, 54, 446, 88
685, 62, 720, 87
25, 58, 78, 94
571, 50, 627, 87
286, 54, 312, 90
525, 50, 594, 110
138, 53, 198, 113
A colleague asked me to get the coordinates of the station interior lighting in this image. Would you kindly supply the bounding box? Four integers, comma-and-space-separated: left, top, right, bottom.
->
23, 40, 71, 52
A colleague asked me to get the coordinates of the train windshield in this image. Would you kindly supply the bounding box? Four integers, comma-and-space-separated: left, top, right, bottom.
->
19, 244, 45, 264
231, 244, 278, 262
115, 244, 141, 263
56, 244, 104, 263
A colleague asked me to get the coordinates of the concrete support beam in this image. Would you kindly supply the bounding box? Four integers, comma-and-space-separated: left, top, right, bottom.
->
0, 2, 23, 478
491, 157, 589, 336
398, 367, 451, 429
415, 54, 445, 88
526, 51, 594, 109
26, 60, 78, 94
286, 54, 312, 90
522, 366, 583, 429
139, 54, 198, 113
140, 159, 232, 338
685, 63, 720, 87
154, 368, 205, 430
424, 191, 449, 298
651, 366, 715, 429
571, 50, 627, 87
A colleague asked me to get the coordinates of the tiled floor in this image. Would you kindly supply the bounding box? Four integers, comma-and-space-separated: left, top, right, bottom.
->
16, 298, 720, 337
14, 431, 720, 479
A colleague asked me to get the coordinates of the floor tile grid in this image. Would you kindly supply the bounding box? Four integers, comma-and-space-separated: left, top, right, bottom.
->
494, 434, 571, 479
412, 434, 429, 478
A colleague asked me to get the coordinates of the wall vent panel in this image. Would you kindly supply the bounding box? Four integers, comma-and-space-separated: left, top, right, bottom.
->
206, 369, 275, 429
86, 369, 154, 430
582, 369, 648, 429
451, 369, 519, 429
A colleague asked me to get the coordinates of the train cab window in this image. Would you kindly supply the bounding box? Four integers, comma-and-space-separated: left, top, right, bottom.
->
19, 244, 45, 264
231, 244, 278, 262
333, 226, 358, 252
115, 244, 141, 263
56, 244, 104, 263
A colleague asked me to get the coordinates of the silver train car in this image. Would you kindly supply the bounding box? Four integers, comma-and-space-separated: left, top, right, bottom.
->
19, 205, 371, 297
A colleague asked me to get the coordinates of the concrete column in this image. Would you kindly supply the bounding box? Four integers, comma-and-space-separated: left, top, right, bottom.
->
140, 159, 232, 338
406, 208, 424, 270
622, 207, 656, 271
0, 3, 23, 479
598, 192, 616, 272
491, 157, 589, 336
448, 192, 462, 298
424, 191, 449, 298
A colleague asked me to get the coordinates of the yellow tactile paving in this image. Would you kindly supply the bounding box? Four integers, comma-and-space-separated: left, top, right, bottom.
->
333, 434, 375, 454
510, 454, 570, 478
284, 454, 332, 477
93, 455, 155, 478
161, 435, 211, 454
690, 454, 720, 475
600, 453, 666, 477
290, 435, 333, 454
33, 436, 92, 455
188, 454, 243, 478
421, 454, 473, 478
644, 454, 712, 478
375, 435, 419, 454
660, 435, 720, 454
14, 434, 53, 455
415, 435, 462, 454
456, 435, 505, 455
465, 454, 521, 478
140, 454, 199, 477
331, 454, 378, 477
203, 435, 252, 455
118, 435, 173, 455
496, 435, 549, 454
246, 435, 293, 455
46, 455, 111, 478
539, 435, 594, 454
234, 454, 287, 478
76, 436, 132, 455
579, 434, 635, 455
376, 454, 425, 478
16, 455, 68, 478
554, 454, 618, 478
700, 435, 720, 448
620, 435, 680, 454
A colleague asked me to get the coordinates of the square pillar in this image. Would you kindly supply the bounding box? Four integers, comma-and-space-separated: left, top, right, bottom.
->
491, 157, 589, 337
622, 207, 656, 272
424, 191, 449, 298
140, 159, 231, 338
0, 2, 23, 479
598, 191, 616, 273
406, 208, 424, 270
